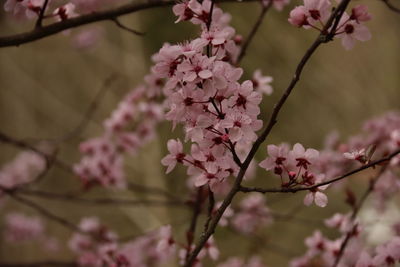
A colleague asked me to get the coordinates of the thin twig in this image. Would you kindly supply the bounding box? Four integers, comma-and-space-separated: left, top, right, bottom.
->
56, 74, 117, 143
111, 18, 145, 36
9, 193, 84, 234
0, 131, 72, 173
237, 1, 272, 64
35, 0, 50, 28
127, 181, 181, 200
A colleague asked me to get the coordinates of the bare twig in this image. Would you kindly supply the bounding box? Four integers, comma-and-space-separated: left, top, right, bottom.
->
236, 1, 272, 64
35, 0, 50, 29
56, 74, 117, 143
0, 131, 72, 173
111, 18, 145, 36
9, 193, 84, 234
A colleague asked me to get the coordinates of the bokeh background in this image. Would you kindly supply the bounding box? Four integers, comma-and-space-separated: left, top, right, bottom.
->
0, 0, 399, 265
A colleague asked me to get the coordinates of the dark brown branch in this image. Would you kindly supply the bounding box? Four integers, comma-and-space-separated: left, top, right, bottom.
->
382, 0, 400, 13
236, 1, 272, 64
184, 1, 352, 265
239, 149, 400, 194
203, 186, 215, 232
111, 18, 145, 36
184, 187, 204, 264
0, 0, 258, 48
35, 0, 50, 28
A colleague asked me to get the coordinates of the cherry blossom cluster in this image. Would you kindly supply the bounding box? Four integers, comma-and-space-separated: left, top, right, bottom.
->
160, 0, 273, 194
3, 212, 59, 251
68, 218, 211, 266
259, 143, 330, 207
231, 194, 273, 234
4, 212, 44, 242
288, 0, 372, 50
291, 212, 400, 267
259, 111, 400, 208
0, 150, 45, 190
74, 85, 164, 189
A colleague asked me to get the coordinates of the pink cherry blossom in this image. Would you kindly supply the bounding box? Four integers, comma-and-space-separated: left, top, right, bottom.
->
336, 14, 372, 50
251, 69, 273, 96
351, 5, 372, 23
161, 139, 186, 174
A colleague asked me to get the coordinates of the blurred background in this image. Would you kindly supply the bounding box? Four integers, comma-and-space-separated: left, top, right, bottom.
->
0, 0, 399, 265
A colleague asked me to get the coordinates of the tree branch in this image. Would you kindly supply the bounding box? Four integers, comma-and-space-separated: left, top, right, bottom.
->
236, 0, 272, 64
16, 188, 187, 207
0, 0, 258, 48
111, 18, 145, 36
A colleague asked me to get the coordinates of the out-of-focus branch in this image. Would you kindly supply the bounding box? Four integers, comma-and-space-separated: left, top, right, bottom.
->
236, 1, 272, 64
111, 18, 145, 36
382, 0, 400, 13
16, 188, 187, 207
0, 0, 258, 48
9, 193, 84, 234
184, 187, 204, 264
239, 149, 400, 194
0, 261, 77, 267
127, 181, 180, 200
56, 74, 117, 143
0, 130, 72, 173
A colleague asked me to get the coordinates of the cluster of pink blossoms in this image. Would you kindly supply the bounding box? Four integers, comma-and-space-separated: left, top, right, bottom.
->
160, 0, 273, 194
0, 150, 45, 191
259, 142, 330, 207
3, 212, 59, 251
291, 212, 400, 267
288, 0, 372, 50
74, 86, 163, 189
